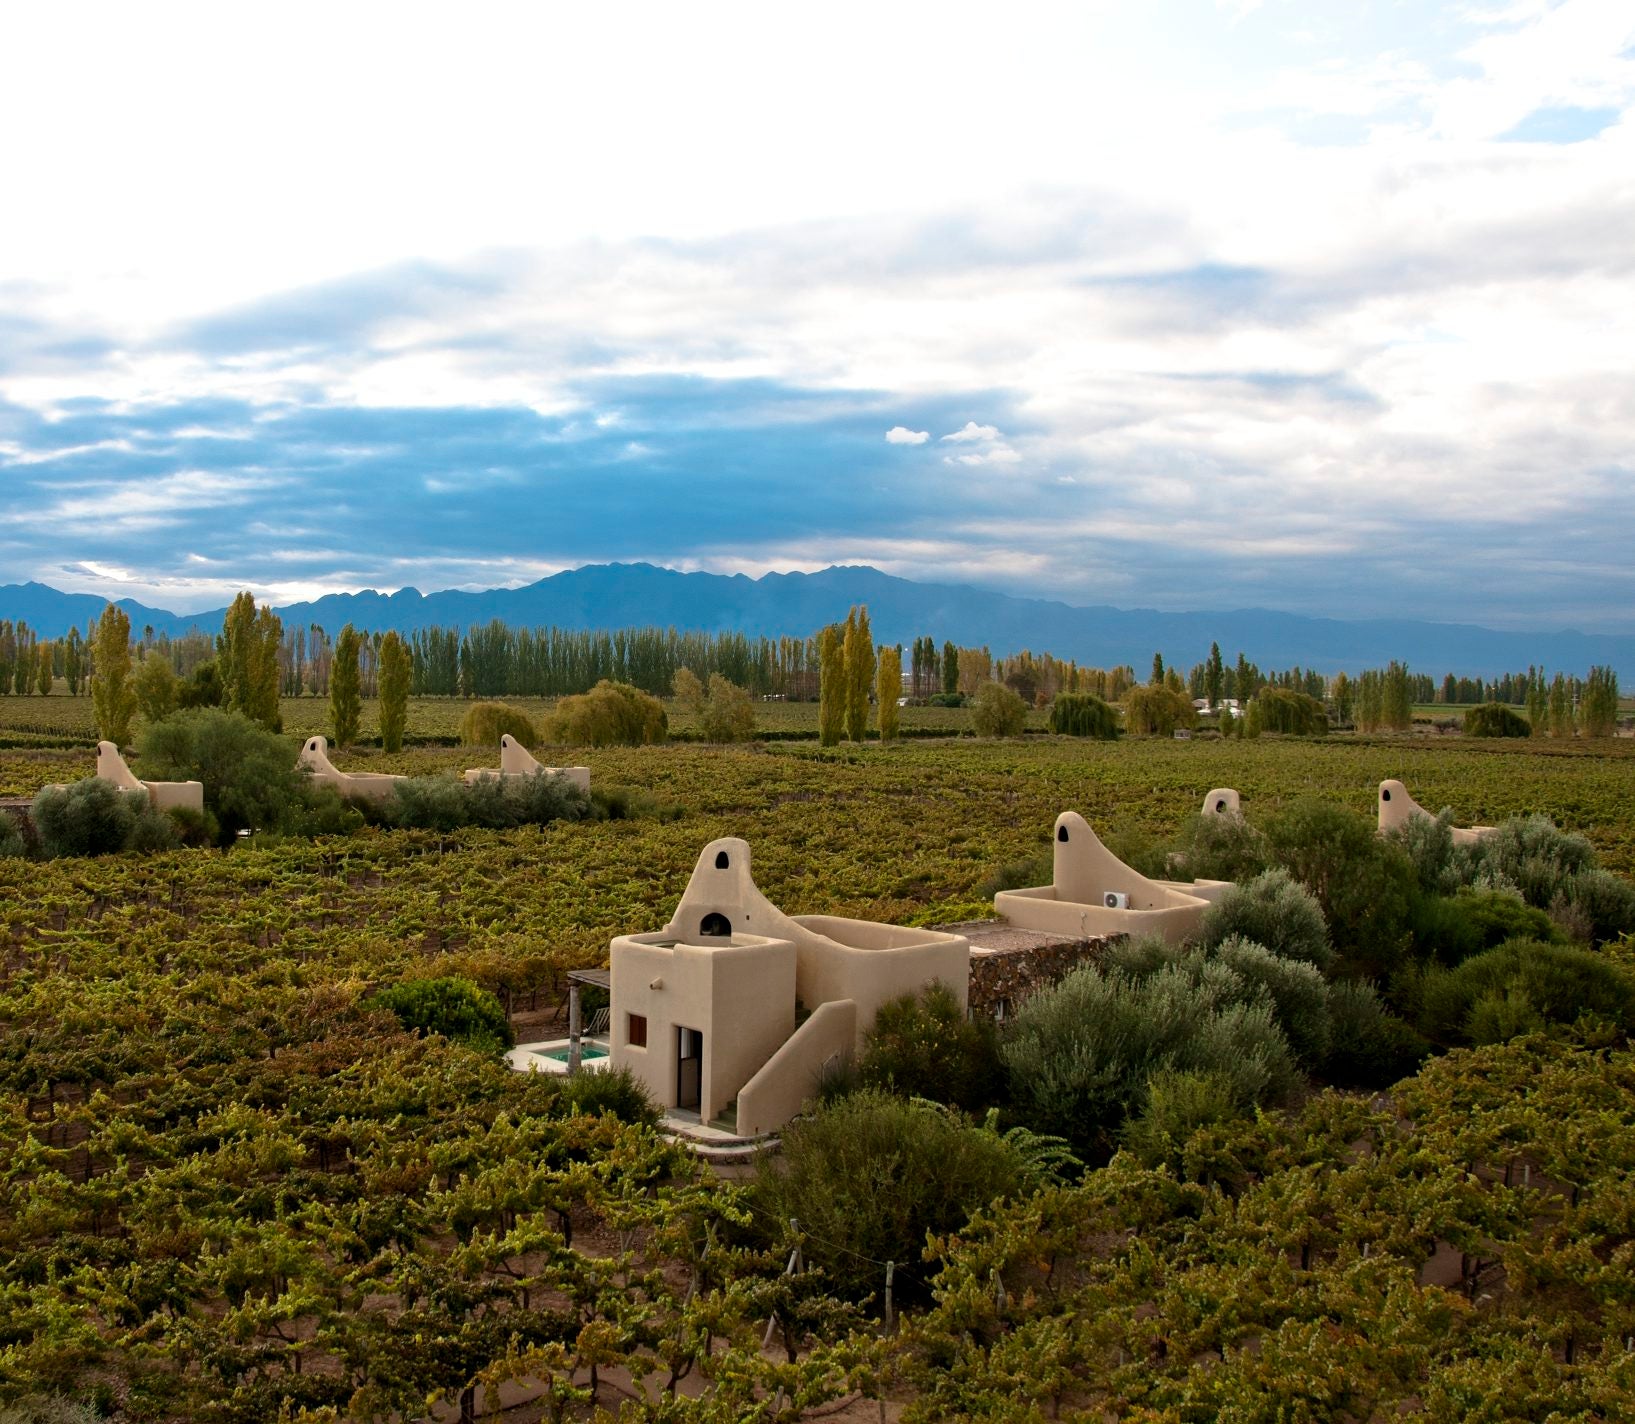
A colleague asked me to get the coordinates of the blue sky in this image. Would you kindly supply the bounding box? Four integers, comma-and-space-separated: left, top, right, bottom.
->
1, 1, 1633, 630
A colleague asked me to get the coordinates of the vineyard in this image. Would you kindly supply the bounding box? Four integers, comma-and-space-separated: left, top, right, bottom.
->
4, 706, 1635, 1419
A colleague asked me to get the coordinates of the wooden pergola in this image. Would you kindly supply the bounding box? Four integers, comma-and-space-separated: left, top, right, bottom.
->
564, 967, 610, 1075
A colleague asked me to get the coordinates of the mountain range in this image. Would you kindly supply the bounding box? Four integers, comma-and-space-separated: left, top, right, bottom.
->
3, 564, 1631, 679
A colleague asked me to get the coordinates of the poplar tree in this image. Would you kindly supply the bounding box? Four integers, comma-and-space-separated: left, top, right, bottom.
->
818, 625, 844, 746
1526, 667, 1549, 736
1204, 641, 1224, 711
1579, 666, 1619, 738
330, 624, 363, 749
1150, 652, 1165, 685
942, 640, 959, 696
1547, 672, 1573, 738
64, 627, 84, 696
843, 605, 875, 743
91, 604, 137, 746
35, 641, 53, 695
877, 644, 902, 743
378, 630, 413, 753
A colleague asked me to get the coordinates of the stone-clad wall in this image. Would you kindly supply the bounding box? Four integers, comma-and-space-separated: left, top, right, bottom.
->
942, 920, 1124, 1021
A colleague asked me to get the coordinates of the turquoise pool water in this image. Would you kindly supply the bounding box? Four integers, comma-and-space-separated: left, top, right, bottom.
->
538, 1045, 609, 1063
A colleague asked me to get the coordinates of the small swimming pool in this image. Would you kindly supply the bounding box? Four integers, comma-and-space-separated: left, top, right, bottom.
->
536, 1045, 609, 1063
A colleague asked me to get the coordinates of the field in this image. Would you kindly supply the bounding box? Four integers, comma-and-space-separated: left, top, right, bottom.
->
5, 695, 1635, 1419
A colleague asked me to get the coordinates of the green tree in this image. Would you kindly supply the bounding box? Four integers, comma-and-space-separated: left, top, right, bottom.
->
90, 603, 137, 746
1204, 641, 1224, 710
378, 630, 412, 753
1464, 701, 1531, 738
942, 639, 959, 696
818, 625, 845, 747
1049, 692, 1117, 738
1383, 660, 1413, 730
1547, 672, 1573, 738
876, 644, 901, 743
1124, 684, 1196, 736
671, 666, 706, 721
217, 591, 283, 729
132, 653, 179, 723
971, 681, 1027, 737
330, 624, 363, 748
547, 680, 667, 745
843, 605, 874, 743
699, 673, 756, 743
63, 626, 84, 696
458, 701, 536, 748
1150, 652, 1165, 685
1329, 669, 1353, 725
34, 640, 52, 695
138, 707, 303, 842
1525, 667, 1549, 737
1579, 666, 1619, 738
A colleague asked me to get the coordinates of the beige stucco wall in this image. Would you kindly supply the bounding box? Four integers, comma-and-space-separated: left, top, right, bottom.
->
1201, 787, 1241, 817
659, 838, 969, 1048
610, 931, 796, 1124
995, 810, 1212, 945
297, 736, 407, 805
96, 741, 204, 815
1377, 779, 1495, 846
463, 734, 591, 794
737, 999, 858, 1136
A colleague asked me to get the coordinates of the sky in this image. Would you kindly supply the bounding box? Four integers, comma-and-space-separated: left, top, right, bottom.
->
1, 0, 1632, 631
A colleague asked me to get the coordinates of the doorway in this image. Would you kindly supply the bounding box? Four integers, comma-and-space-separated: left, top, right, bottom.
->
676, 1027, 703, 1112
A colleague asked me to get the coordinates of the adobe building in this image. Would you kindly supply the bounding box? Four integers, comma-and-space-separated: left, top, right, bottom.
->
1377, 778, 1497, 845
609, 838, 968, 1135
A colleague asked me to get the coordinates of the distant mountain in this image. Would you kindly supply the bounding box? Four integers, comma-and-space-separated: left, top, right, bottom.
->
4, 564, 1633, 679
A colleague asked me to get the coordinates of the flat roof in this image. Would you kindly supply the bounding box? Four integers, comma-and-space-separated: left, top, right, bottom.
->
566, 967, 611, 989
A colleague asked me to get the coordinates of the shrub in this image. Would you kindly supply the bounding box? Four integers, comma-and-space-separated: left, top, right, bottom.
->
1119, 1068, 1245, 1171
1252, 687, 1328, 736
551, 1065, 660, 1127
1001, 963, 1299, 1157
1469, 815, 1598, 909
1264, 800, 1418, 977
1415, 938, 1635, 1047
1409, 886, 1562, 966
1123, 684, 1196, 737
459, 700, 538, 750
1211, 935, 1333, 1065
970, 682, 1027, 737
370, 976, 514, 1054
1553, 869, 1635, 947
384, 771, 590, 832
1196, 869, 1332, 970
548, 680, 668, 746
0, 812, 27, 859
857, 983, 1006, 1112
1169, 812, 1271, 885
31, 778, 144, 858
1388, 810, 1457, 895
928, 691, 965, 708
0, 1398, 102, 1424
277, 784, 367, 840
1049, 692, 1118, 738
137, 708, 301, 842
698, 674, 757, 743
1322, 980, 1430, 1089
125, 800, 182, 854
753, 1091, 1023, 1300
1464, 701, 1531, 738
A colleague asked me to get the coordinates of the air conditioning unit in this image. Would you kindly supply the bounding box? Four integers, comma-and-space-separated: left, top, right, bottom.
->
1103, 891, 1130, 910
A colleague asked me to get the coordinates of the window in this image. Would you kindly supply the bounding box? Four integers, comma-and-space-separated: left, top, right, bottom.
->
700, 912, 732, 936
1057, 825, 1069, 842
627, 1013, 648, 1048
715, 850, 730, 869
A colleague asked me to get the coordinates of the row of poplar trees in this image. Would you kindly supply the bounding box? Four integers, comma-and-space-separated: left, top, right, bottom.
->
816, 605, 902, 746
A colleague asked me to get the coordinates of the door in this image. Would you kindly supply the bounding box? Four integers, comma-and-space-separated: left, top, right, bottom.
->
676, 1027, 703, 1112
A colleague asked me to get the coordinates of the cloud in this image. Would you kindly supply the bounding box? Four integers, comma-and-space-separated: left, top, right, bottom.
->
941, 421, 1002, 443
885, 426, 929, 444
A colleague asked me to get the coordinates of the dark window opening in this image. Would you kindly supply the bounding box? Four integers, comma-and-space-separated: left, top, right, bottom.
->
1057, 825, 1069, 842
715, 850, 730, 869
627, 1013, 648, 1048
700, 912, 732, 937
1216, 799, 1227, 812
1381, 788, 1392, 802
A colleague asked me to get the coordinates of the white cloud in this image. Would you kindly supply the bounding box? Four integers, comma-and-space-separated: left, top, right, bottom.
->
885, 426, 929, 444
941, 421, 1002, 443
